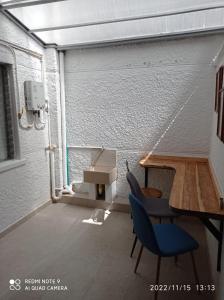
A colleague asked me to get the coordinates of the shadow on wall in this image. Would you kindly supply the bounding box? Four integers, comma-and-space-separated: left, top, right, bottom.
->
117, 62, 215, 200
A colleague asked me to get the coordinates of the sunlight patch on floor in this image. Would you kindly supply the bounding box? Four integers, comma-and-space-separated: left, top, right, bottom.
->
82, 209, 111, 225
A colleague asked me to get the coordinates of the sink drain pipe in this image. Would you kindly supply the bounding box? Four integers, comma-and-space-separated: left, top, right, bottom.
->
59, 51, 69, 188
47, 51, 73, 202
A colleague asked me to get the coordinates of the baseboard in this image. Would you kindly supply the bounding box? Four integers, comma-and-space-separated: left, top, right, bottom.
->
59, 195, 130, 213
0, 199, 52, 239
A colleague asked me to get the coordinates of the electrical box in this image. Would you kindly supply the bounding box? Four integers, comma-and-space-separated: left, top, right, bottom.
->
24, 81, 45, 111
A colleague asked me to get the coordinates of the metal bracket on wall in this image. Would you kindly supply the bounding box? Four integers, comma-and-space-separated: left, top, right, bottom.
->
200, 218, 223, 272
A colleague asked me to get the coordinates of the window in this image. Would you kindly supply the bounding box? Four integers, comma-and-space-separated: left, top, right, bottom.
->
0, 63, 15, 162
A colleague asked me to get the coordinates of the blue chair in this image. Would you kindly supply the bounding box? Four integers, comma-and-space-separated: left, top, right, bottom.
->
126, 170, 179, 220
126, 160, 162, 198
126, 168, 180, 258
129, 194, 199, 300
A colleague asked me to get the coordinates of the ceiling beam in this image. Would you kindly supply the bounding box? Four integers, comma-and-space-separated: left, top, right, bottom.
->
1, 0, 67, 9
0, 0, 25, 5
28, 4, 224, 33
56, 26, 224, 50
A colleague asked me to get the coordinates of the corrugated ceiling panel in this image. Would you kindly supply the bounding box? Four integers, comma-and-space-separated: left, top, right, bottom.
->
9, 0, 222, 30
35, 8, 224, 46
3, 0, 224, 46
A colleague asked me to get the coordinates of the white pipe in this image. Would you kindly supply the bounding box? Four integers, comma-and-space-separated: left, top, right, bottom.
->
40, 56, 60, 200
48, 145, 73, 202
47, 51, 73, 201
45, 92, 61, 201
46, 51, 73, 201
44, 63, 63, 201
34, 113, 46, 130
59, 51, 68, 188
0, 38, 42, 59
49, 148, 62, 202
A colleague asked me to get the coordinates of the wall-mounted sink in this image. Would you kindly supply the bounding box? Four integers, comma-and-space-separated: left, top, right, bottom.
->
83, 166, 117, 185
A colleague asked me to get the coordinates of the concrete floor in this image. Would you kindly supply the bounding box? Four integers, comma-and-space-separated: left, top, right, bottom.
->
0, 203, 216, 300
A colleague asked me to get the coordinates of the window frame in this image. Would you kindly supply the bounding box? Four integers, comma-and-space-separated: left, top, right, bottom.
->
0, 61, 25, 173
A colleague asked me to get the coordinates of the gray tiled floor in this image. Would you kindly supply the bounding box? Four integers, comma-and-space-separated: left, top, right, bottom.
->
0, 203, 217, 300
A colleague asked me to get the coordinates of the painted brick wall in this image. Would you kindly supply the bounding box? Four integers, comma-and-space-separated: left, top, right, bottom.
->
64, 35, 224, 202
0, 13, 54, 233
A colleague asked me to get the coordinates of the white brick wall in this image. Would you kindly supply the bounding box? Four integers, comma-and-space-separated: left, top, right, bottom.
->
64, 35, 224, 202
0, 13, 56, 233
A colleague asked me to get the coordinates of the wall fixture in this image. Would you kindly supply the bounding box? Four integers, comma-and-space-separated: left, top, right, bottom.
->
21, 80, 47, 130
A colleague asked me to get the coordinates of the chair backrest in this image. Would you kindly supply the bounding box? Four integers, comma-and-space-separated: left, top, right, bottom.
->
129, 193, 159, 255
126, 171, 145, 201
125, 160, 130, 172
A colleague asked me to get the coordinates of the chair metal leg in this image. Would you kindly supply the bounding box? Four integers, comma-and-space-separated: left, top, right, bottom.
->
159, 217, 162, 224
134, 244, 144, 273
144, 167, 148, 188
155, 256, 161, 300
190, 252, 199, 286
174, 255, 178, 264
170, 218, 177, 263
130, 235, 138, 258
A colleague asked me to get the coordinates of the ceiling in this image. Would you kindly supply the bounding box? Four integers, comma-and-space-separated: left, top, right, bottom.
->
1, 0, 224, 48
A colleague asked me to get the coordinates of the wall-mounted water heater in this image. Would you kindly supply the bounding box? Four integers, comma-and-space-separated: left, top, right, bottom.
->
24, 81, 45, 111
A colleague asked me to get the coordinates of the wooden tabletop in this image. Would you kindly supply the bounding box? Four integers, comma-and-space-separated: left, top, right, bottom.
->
139, 155, 224, 219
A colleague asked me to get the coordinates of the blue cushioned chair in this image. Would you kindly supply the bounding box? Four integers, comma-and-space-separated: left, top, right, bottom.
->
129, 193, 199, 300
126, 164, 180, 258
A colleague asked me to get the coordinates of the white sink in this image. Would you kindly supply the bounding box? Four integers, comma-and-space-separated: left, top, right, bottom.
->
83, 166, 117, 185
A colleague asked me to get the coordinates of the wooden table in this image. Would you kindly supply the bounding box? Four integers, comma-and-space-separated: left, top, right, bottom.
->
139, 154, 224, 271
